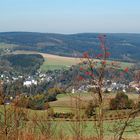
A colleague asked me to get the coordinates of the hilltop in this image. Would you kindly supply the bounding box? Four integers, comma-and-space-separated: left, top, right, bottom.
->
0, 32, 140, 61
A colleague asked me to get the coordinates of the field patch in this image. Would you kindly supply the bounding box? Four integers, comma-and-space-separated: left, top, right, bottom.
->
13, 50, 134, 72
0, 43, 18, 49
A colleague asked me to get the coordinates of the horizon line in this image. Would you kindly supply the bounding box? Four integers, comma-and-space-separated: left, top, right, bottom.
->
0, 31, 140, 35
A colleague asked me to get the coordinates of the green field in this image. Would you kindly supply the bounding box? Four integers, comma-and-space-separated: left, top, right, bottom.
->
40, 54, 80, 71
40, 55, 133, 72
40, 58, 73, 71
50, 93, 139, 113
26, 93, 140, 138
25, 118, 140, 138
50, 93, 93, 113
13, 51, 133, 72
0, 92, 140, 138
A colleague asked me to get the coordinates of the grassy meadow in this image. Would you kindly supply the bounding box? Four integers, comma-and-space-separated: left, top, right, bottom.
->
13, 50, 134, 72
24, 92, 140, 138
50, 93, 139, 113
40, 53, 80, 71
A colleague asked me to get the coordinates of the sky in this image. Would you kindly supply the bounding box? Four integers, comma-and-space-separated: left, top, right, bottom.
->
0, 0, 140, 33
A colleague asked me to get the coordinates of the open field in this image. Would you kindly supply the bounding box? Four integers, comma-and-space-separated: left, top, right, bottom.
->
13, 50, 134, 72
0, 43, 17, 49
0, 105, 140, 138
40, 53, 80, 71
13, 50, 81, 71
25, 118, 140, 138
50, 93, 139, 113
0, 92, 139, 116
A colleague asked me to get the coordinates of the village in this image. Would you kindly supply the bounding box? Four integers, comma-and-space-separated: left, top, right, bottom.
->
0, 69, 140, 101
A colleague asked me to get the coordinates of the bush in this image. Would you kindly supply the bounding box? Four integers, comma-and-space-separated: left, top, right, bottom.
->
48, 87, 64, 94
110, 92, 134, 110
44, 102, 50, 109
0, 97, 4, 105
46, 87, 64, 102
14, 94, 52, 110
48, 108, 54, 117
28, 94, 46, 110
46, 93, 57, 102
13, 95, 29, 108
135, 101, 140, 109
53, 112, 74, 119
85, 101, 96, 118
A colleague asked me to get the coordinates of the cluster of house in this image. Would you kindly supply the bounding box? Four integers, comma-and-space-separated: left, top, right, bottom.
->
23, 78, 38, 87
129, 81, 140, 93
23, 74, 53, 87
104, 80, 128, 93
0, 71, 53, 87
1, 70, 140, 94
72, 80, 140, 94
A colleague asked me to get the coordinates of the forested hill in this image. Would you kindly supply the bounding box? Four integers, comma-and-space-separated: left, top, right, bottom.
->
0, 32, 140, 61
0, 54, 44, 75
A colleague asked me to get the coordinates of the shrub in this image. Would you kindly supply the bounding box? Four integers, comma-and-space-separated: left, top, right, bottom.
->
44, 102, 50, 109
47, 108, 54, 117
48, 87, 64, 95
85, 101, 96, 118
13, 95, 29, 108
46, 93, 57, 102
13, 94, 52, 110
135, 101, 140, 109
53, 112, 74, 119
110, 92, 134, 110
0, 97, 4, 105
46, 87, 64, 102
28, 94, 46, 110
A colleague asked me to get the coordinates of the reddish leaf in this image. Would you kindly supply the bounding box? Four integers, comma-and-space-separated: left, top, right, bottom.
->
83, 52, 89, 58
106, 52, 111, 57
102, 61, 106, 65
85, 71, 90, 75
124, 67, 129, 73
96, 54, 103, 58
78, 76, 84, 81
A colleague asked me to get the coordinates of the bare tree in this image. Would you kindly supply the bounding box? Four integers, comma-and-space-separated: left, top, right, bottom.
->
32, 111, 57, 140
69, 93, 87, 140
0, 80, 28, 140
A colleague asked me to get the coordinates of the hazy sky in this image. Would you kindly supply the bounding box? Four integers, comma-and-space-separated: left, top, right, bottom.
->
0, 0, 140, 33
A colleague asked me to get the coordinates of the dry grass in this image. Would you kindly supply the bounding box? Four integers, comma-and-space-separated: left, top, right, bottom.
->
1, 132, 140, 140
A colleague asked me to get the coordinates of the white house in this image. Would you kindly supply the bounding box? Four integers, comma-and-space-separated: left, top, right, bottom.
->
72, 88, 75, 94
23, 80, 37, 87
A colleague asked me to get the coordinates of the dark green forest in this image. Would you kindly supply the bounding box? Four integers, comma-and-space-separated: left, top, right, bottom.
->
1, 54, 44, 74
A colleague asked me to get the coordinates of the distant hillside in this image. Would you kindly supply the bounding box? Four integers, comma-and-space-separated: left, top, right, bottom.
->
0, 32, 140, 61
